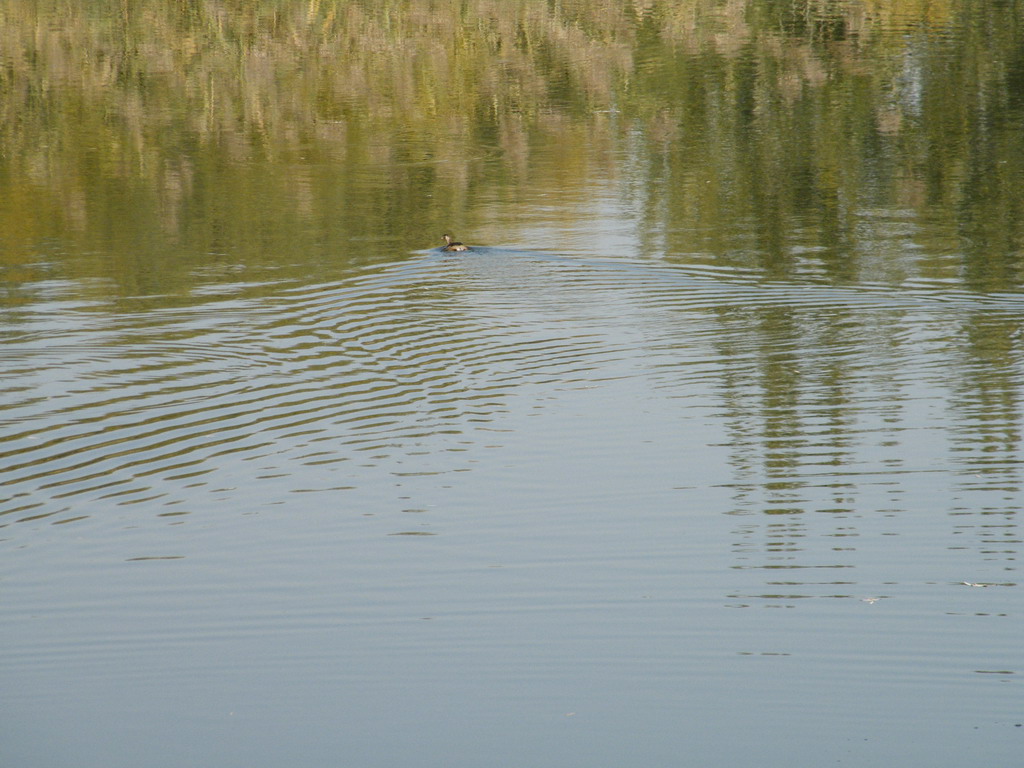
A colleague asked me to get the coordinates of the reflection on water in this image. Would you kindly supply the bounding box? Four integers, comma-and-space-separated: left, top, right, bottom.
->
1, 1, 1023, 767
2, 0, 1023, 291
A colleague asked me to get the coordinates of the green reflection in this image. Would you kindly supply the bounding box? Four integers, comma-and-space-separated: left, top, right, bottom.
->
0, 0, 1022, 298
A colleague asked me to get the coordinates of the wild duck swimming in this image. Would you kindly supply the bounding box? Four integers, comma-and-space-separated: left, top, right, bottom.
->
441, 234, 470, 252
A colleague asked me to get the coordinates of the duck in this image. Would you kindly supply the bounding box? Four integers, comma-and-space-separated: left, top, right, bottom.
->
441, 234, 470, 252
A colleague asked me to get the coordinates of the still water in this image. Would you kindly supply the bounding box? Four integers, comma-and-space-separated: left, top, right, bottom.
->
1, 2, 1022, 766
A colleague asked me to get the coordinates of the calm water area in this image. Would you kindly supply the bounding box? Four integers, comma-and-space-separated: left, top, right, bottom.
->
1, 1, 1022, 765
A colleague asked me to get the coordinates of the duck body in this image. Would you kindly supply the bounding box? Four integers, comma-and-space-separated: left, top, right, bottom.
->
441, 234, 470, 252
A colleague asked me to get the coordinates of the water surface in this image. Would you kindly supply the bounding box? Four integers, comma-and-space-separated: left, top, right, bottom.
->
1, 2, 1022, 766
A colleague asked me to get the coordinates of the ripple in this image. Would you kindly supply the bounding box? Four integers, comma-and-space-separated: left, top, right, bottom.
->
0, 254, 627, 517
2, 251, 1021, 523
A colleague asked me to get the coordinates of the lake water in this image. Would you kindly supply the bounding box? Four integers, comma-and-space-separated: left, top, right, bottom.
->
1, 2, 1022, 766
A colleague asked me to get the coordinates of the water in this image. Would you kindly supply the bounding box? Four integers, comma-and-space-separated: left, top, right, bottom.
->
2, 2, 1022, 766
